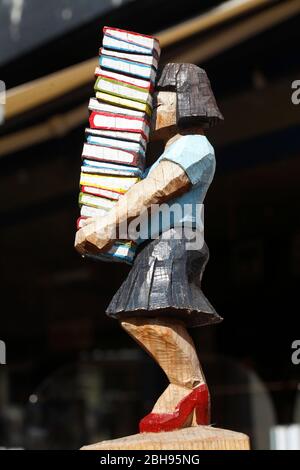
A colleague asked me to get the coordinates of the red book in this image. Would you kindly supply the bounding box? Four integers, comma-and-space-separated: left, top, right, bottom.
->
81, 185, 122, 201
102, 26, 160, 58
82, 143, 144, 168
89, 111, 149, 140
76, 216, 89, 229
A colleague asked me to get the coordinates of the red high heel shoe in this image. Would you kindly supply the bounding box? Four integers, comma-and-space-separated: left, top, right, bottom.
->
139, 383, 210, 433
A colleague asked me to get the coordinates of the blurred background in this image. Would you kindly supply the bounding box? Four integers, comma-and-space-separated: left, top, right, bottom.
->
0, 0, 300, 450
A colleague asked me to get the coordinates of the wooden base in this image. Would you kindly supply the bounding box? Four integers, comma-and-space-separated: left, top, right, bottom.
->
81, 426, 250, 450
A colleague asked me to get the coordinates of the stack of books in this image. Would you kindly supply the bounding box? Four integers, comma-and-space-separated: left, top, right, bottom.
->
77, 27, 160, 264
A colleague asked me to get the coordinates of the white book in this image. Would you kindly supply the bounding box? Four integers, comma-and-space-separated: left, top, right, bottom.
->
88, 98, 144, 118
100, 48, 158, 69
95, 67, 152, 90
86, 134, 145, 155
103, 34, 150, 55
80, 205, 109, 218
86, 127, 147, 149
103, 26, 160, 56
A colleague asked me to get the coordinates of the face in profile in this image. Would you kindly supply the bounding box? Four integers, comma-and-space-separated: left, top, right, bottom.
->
150, 91, 177, 140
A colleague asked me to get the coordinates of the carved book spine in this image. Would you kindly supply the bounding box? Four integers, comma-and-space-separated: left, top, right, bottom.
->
76, 26, 160, 264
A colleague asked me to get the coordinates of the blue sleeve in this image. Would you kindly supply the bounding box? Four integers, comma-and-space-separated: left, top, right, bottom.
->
160, 135, 215, 186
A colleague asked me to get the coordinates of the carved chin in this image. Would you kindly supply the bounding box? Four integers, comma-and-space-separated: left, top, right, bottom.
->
154, 112, 176, 131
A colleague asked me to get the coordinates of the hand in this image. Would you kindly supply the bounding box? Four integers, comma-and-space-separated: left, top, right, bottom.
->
74, 216, 115, 256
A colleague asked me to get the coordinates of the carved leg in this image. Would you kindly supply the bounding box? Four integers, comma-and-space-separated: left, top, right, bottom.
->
121, 316, 210, 432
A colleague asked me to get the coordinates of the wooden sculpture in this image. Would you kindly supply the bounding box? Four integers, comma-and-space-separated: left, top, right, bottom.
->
75, 53, 250, 449
77, 27, 160, 263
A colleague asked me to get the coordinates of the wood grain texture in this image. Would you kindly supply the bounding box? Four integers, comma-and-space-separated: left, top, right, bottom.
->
121, 317, 207, 424
81, 426, 250, 450
121, 318, 204, 391
74, 160, 190, 256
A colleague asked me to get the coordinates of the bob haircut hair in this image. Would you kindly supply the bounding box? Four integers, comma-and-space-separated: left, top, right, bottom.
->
156, 63, 224, 129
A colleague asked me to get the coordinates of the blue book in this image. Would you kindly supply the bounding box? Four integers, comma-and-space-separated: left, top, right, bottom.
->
81, 159, 143, 178
99, 55, 156, 82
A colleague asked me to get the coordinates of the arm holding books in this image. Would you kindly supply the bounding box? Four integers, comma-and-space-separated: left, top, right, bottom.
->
74, 158, 190, 255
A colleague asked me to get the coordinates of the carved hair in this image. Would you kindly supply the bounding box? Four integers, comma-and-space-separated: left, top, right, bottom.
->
156, 63, 223, 128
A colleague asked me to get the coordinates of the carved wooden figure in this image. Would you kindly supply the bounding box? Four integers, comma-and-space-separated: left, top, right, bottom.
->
75, 63, 250, 449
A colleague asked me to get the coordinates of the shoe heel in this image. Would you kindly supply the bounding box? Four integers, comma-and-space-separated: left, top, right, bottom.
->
139, 384, 210, 433
195, 385, 210, 425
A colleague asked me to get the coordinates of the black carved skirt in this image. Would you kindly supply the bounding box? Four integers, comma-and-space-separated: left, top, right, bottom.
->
106, 228, 223, 328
